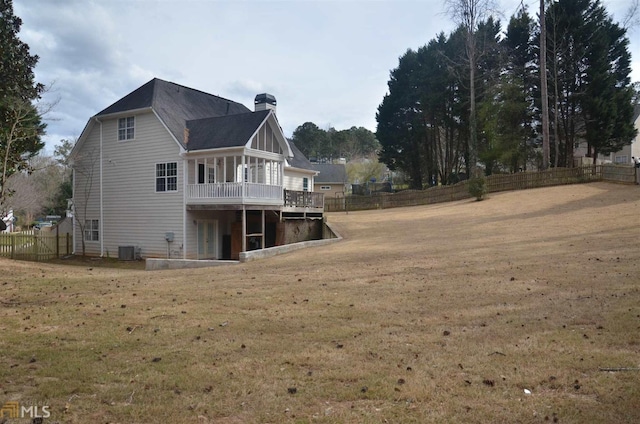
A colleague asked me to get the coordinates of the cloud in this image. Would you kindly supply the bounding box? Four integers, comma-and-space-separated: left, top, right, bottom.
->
15, 0, 155, 150
12, 0, 640, 153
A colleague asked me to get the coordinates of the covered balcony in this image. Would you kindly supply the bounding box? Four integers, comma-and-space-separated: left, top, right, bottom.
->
185, 151, 284, 207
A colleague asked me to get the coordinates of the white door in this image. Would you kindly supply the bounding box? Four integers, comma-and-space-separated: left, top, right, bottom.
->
197, 220, 217, 259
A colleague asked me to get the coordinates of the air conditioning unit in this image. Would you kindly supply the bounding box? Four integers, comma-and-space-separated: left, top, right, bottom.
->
118, 246, 135, 261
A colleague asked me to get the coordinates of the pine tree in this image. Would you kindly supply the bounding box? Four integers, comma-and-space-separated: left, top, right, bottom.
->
0, 0, 46, 210
376, 49, 426, 189
582, 5, 637, 160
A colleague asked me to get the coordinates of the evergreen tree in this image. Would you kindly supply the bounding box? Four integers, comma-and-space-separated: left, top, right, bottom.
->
545, 0, 637, 164
376, 49, 426, 189
290, 122, 329, 161
500, 6, 537, 171
581, 5, 637, 160
475, 17, 504, 175
0, 0, 46, 210
290, 123, 379, 163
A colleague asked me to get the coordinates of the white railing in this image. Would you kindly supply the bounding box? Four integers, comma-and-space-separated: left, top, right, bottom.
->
186, 182, 283, 202
244, 182, 283, 200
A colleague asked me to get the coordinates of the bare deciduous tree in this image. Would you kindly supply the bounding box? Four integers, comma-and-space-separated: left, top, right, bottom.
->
443, 0, 497, 177
623, 0, 639, 30
71, 146, 99, 256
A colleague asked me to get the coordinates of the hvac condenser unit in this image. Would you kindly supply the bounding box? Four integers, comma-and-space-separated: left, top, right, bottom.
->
118, 246, 135, 261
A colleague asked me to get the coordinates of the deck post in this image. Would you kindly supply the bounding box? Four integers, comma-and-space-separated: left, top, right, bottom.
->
261, 209, 265, 249
241, 206, 246, 253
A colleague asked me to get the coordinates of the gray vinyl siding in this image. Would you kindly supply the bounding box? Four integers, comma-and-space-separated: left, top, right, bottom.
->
102, 112, 183, 258
74, 111, 185, 258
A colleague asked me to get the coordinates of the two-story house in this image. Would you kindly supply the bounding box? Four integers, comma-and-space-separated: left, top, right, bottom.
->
70, 78, 322, 260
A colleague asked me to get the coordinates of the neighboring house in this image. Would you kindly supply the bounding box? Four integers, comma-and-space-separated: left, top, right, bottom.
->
1, 210, 14, 233
574, 104, 640, 165
70, 78, 322, 260
311, 163, 347, 198
287, 142, 317, 193
53, 216, 73, 236
607, 104, 640, 164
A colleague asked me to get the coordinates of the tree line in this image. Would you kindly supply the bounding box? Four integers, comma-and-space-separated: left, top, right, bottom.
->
289, 123, 380, 163
376, 0, 638, 189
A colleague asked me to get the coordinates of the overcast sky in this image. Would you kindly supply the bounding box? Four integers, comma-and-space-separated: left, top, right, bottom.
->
13, 0, 640, 154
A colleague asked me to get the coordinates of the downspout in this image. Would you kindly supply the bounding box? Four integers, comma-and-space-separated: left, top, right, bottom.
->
96, 116, 104, 257
71, 166, 76, 254
182, 152, 187, 259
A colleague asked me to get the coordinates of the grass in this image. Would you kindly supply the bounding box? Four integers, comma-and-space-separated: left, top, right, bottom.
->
1, 182, 639, 423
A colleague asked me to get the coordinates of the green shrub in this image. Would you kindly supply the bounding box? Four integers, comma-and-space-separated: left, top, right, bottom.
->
468, 175, 487, 201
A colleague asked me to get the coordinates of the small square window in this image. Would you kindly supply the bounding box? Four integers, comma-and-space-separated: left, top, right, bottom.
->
118, 116, 135, 141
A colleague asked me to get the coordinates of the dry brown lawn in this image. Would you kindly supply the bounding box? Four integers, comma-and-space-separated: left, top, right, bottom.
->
1, 182, 639, 423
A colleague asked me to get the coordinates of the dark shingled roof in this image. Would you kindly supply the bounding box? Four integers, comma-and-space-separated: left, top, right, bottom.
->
96, 78, 251, 148
186, 110, 270, 150
633, 104, 640, 123
288, 142, 314, 170
311, 163, 347, 183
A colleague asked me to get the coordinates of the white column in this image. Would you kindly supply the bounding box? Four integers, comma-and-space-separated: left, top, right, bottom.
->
241, 155, 246, 197
193, 158, 197, 184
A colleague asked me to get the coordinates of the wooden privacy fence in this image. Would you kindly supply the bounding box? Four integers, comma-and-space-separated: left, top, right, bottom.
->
325, 164, 637, 212
0, 231, 71, 261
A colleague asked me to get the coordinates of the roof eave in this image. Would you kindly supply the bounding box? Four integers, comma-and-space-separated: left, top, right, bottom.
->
95, 106, 154, 120
286, 166, 319, 176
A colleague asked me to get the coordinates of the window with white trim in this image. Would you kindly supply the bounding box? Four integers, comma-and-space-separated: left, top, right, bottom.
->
614, 155, 628, 164
118, 116, 135, 141
156, 162, 178, 192
303, 177, 309, 192
84, 219, 99, 241
320, 185, 331, 190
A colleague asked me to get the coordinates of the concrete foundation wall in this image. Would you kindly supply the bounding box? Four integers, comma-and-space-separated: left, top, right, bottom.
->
146, 259, 238, 271
145, 221, 342, 270
280, 219, 323, 245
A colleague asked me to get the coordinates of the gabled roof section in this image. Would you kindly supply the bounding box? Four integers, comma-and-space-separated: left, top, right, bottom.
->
288, 142, 315, 170
312, 163, 347, 183
96, 78, 251, 148
96, 79, 156, 115
185, 110, 270, 150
